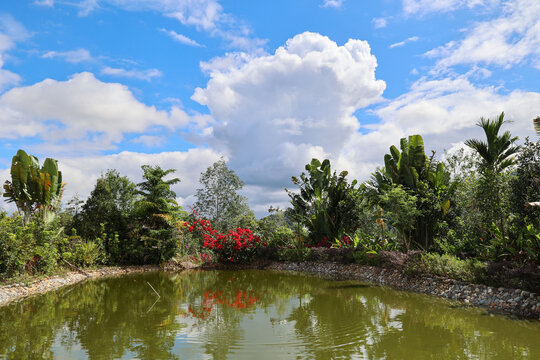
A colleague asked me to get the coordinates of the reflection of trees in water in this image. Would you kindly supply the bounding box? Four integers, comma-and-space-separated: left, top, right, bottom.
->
0, 271, 539, 360
180, 270, 314, 359
0, 272, 184, 360
364, 290, 540, 360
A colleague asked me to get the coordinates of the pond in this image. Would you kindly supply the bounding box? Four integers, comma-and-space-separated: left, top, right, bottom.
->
0, 270, 539, 359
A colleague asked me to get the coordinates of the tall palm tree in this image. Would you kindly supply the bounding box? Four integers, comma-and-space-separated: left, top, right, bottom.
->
465, 112, 520, 244
465, 112, 520, 172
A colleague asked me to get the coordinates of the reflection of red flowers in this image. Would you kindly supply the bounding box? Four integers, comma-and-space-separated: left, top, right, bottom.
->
187, 289, 260, 321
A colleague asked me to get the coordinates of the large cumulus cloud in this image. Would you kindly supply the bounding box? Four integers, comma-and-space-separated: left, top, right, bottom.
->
192, 31, 386, 189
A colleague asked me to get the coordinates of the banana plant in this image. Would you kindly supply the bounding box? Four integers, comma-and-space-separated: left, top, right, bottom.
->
3, 150, 39, 224
287, 158, 358, 243
373, 135, 458, 249
3, 149, 64, 224
383, 135, 427, 188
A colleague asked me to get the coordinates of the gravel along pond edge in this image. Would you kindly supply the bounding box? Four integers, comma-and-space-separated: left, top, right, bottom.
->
1, 261, 539, 320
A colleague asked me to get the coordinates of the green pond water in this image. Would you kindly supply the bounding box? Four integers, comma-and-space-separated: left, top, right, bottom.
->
1, 270, 539, 360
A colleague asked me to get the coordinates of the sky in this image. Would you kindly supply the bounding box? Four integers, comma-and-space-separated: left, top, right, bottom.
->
0, 0, 539, 216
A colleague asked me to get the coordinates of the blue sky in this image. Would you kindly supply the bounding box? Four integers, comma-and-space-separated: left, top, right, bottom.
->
0, 0, 539, 215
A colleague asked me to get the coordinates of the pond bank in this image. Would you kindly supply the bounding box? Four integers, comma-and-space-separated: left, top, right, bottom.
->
264, 262, 540, 320
1, 261, 539, 320
0, 266, 160, 307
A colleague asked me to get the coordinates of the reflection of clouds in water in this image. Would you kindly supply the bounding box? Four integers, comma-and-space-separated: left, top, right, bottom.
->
1, 270, 540, 359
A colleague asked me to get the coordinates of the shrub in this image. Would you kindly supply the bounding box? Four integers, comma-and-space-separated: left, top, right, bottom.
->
0, 213, 34, 279
64, 240, 103, 267
277, 248, 312, 262
269, 226, 295, 248
188, 218, 267, 263
347, 250, 380, 266
405, 252, 486, 283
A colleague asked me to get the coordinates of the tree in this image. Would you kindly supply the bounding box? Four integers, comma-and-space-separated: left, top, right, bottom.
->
286, 158, 361, 244
132, 165, 181, 264
533, 116, 540, 136
378, 185, 421, 251
369, 136, 456, 249
509, 138, 540, 229
465, 112, 520, 172
75, 169, 137, 262
194, 159, 251, 231
3, 149, 64, 224
465, 112, 520, 241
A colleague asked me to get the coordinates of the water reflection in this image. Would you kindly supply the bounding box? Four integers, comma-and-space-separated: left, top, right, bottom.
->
0, 270, 539, 359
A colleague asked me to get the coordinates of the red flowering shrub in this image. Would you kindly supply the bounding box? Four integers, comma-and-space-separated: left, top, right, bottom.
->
188, 218, 266, 263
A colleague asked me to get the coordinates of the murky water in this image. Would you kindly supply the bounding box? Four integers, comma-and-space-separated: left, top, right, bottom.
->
0, 270, 539, 359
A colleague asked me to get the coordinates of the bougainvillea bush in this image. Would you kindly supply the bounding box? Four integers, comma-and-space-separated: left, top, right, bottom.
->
188, 218, 267, 263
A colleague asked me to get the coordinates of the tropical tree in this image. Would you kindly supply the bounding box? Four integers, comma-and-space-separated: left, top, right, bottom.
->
534, 116, 540, 136
75, 169, 137, 262
132, 165, 182, 263
286, 158, 361, 244
3, 149, 64, 224
378, 185, 421, 251
509, 138, 540, 229
194, 158, 251, 231
465, 112, 520, 172
465, 112, 520, 241
368, 135, 456, 249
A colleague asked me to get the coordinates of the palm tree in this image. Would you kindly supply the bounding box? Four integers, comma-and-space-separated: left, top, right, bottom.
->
465, 112, 520, 172
534, 116, 540, 136
465, 112, 520, 244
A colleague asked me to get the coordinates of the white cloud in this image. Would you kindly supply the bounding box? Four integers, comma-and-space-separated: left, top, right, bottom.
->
313, 76, 539, 190
389, 36, 419, 48
42, 48, 93, 63
131, 134, 166, 147
0, 14, 31, 41
403, 0, 499, 16
71, 0, 264, 50
376, 76, 539, 137
0, 15, 29, 92
192, 32, 385, 208
159, 28, 203, 47
372, 17, 388, 29
355, 76, 540, 174
426, 0, 540, 70
101, 66, 163, 80
322, 0, 344, 8
0, 72, 191, 152
34, 0, 55, 7
77, 0, 100, 16
194, 33, 538, 214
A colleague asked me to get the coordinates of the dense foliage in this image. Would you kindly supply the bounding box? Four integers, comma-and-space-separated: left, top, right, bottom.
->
286, 158, 361, 246
0, 114, 538, 288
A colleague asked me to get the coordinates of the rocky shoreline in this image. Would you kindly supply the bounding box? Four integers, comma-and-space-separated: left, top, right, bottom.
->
265, 262, 540, 320
0, 266, 160, 307
1, 261, 539, 320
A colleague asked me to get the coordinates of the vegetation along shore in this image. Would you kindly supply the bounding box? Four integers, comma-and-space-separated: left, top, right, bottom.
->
1, 114, 539, 319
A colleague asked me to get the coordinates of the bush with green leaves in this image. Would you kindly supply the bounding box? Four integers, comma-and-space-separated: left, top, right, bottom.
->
0, 213, 34, 279
286, 158, 361, 245
277, 248, 313, 262
405, 253, 486, 284
0, 213, 67, 279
